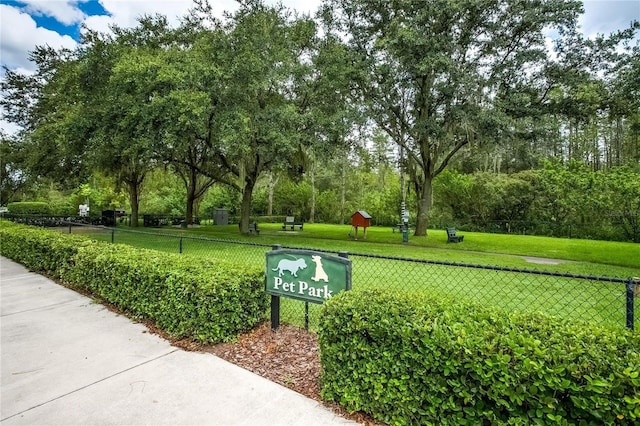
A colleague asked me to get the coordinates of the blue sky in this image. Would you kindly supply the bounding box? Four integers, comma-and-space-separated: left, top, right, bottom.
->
1, 0, 636, 135
0, 0, 325, 72
1, 0, 638, 74
1, 0, 639, 72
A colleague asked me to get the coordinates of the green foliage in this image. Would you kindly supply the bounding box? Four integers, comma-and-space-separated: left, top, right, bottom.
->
139, 169, 186, 215
0, 221, 268, 343
0, 220, 91, 277
7, 201, 51, 215
0, 133, 30, 205
319, 289, 640, 425
432, 165, 640, 242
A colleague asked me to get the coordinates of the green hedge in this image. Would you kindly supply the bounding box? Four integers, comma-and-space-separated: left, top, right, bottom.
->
7, 201, 51, 215
319, 289, 640, 425
0, 220, 92, 277
0, 221, 268, 343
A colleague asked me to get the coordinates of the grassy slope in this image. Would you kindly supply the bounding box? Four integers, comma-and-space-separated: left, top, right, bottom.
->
86, 222, 639, 330
158, 223, 639, 278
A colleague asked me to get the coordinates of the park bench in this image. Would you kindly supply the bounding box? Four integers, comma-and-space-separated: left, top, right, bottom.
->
248, 222, 260, 235
282, 216, 303, 231
446, 227, 464, 243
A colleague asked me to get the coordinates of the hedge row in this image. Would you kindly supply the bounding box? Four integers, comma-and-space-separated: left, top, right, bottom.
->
6, 201, 51, 215
0, 221, 268, 343
319, 289, 640, 425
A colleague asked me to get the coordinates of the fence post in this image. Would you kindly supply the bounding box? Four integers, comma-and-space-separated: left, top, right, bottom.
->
339, 251, 350, 290
179, 237, 183, 254
305, 302, 309, 331
111, 228, 115, 244
271, 245, 282, 330
627, 278, 636, 331
68, 223, 72, 234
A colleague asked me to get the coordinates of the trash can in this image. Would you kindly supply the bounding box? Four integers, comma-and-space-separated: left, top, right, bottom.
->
213, 208, 229, 225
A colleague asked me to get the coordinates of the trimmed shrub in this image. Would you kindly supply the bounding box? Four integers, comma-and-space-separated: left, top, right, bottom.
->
0, 221, 268, 343
7, 201, 51, 215
319, 289, 640, 425
0, 220, 93, 278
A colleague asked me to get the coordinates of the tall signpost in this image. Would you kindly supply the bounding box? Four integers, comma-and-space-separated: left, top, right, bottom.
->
266, 247, 351, 330
401, 202, 409, 244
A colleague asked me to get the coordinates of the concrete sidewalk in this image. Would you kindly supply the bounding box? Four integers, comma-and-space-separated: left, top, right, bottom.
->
0, 256, 355, 425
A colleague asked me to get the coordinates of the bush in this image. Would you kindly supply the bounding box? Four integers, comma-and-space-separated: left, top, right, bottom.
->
0, 220, 93, 277
319, 289, 640, 425
0, 221, 269, 343
7, 201, 51, 215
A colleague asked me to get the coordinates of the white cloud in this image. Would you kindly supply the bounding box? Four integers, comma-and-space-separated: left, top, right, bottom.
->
0, 5, 77, 72
20, 0, 87, 25
81, 0, 322, 37
92, 0, 195, 29
580, 0, 640, 37
0, 119, 22, 136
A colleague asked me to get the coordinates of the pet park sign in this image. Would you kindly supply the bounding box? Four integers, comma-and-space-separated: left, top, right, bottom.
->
265, 248, 351, 329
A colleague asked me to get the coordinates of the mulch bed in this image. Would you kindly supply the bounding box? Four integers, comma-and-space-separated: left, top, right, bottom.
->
58, 277, 381, 425
171, 322, 381, 425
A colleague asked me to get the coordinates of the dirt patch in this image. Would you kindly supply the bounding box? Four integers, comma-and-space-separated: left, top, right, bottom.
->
153, 320, 380, 425
522, 256, 564, 265
56, 278, 379, 424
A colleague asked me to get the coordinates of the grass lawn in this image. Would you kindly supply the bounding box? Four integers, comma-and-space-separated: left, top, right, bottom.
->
80, 222, 639, 331
141, 222, 640, 276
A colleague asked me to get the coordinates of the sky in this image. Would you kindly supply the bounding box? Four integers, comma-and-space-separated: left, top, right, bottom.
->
0, 0, 638, 132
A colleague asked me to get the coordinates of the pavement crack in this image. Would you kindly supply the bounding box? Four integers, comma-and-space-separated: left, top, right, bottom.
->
1, 300, 80, 318
0, 349, 180, 422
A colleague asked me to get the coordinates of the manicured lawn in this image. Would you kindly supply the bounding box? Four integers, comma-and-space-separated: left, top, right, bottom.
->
145, 222, 639, 276
80, 222, 639, 331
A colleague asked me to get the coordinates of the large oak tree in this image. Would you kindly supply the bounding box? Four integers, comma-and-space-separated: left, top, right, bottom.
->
324, 0, 583, 235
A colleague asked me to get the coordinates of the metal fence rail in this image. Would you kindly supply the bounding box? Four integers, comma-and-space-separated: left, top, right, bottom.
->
9, 218, 638, 332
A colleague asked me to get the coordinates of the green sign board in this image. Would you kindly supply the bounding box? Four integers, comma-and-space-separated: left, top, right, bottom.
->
265, 249, 351, 304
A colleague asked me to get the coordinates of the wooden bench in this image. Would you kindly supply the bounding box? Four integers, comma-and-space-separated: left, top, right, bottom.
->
446, 227, 464, 243
282, 216, 303, 231
248, 222, 260, 235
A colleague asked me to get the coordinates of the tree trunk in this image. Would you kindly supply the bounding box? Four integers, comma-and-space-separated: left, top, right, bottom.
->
185, 171, 197, 226
239, 179, 255, 234
414, 175, 433, 237
127, 181, 140, 228
309, 164, 316, 224
340, 157, 347, 225
267, 173, 278, 216
185, 188, 196, 226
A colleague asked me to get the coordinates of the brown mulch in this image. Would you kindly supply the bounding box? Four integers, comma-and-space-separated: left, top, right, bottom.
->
57, 278, 380, 424
171, 322, 382, 426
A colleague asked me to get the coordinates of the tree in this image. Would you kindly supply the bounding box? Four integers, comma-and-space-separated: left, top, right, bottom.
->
179, 1, 321, 233
73, 17, 186, 226
324, 0, 583, 235
144, 38, 223, 225
1, 46, 90, 188
83, 41, 163, 226
0, 132, 29, 205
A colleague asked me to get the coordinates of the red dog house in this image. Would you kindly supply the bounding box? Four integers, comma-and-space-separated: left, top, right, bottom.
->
350, 210, 372, 240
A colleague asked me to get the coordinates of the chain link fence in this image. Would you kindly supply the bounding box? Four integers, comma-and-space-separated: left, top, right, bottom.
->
10, 219, 638, 332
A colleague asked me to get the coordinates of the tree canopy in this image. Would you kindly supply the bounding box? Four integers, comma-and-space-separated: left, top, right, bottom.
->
1, 0, 638, 239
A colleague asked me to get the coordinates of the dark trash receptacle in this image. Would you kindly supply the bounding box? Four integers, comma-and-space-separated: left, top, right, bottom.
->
213, 208, 229, 225
102, 209, 125, 227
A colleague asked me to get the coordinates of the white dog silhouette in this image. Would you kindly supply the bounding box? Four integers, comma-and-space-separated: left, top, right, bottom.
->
272, 258, 307, 277
311, 255, 329, 282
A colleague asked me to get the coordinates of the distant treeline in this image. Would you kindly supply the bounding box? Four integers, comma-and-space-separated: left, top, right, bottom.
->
430, 163, 640, 242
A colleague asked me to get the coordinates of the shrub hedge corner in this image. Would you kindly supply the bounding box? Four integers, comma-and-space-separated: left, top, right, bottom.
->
0, 221, 268, 343
319, 289, 640, 425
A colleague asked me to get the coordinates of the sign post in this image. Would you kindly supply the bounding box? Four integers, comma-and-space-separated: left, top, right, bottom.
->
265, 248, 351, 330
401, 202, 409, 244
